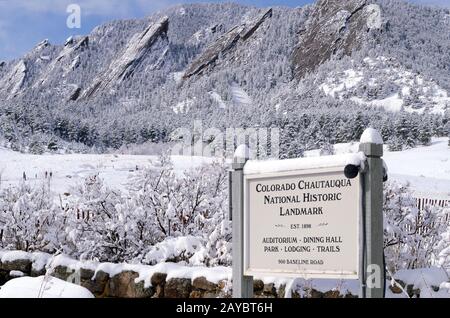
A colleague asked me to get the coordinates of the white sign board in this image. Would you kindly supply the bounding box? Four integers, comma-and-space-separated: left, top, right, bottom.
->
244, 166, 360, 279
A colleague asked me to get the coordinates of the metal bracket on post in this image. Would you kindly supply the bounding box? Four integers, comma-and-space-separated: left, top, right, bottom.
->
231, 145, 253, 298
359, 129, 386, 298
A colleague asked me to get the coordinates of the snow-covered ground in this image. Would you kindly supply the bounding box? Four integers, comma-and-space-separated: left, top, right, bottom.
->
383, 139, 450, 200
0, 137, 448, 199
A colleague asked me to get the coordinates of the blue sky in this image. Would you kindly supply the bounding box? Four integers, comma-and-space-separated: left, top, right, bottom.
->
0, 0, 448, 62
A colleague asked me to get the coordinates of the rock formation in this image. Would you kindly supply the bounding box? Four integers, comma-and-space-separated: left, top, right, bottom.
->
82, 16, 169, 100
292, 0, 380, 78
183, 9, 273, 79
0, 60, 27, 99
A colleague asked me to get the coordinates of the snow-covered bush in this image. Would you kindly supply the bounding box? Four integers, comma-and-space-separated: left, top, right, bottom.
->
62, 175, 145, 262
383, 182, 448, 271
129, 155, 231, 265
0, 182, 60, 252
435, 210, 450, 269
49, 154, 232, 265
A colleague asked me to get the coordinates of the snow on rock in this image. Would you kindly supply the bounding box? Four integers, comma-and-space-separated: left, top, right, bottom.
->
284, 278, 360, 298
0, 250, 31, 263
39, 55, 51, 62
394, 267, 450, 298
34, 39, 50, 52
31, 252, 53, 272
51, 254, 98, 272
0, 60, 27, 99
9, 271, 25, 278
68, 55, 81, 72
244, 153, 366, 175
172, 72, 185, 84
135, 263, 231, 288
143, 236, 204, 265
0, 276, 94, 298
82, 16, 169, 99
1, 249, 233, 291
164, 264, 231, 284
57, 36, 89, 61
360, 128, 384, 145
33, 36, 89, 89
1, 250, 68, 273
65, 36, 74, 46
92, 261, 231, 289
395, 267, 448, 289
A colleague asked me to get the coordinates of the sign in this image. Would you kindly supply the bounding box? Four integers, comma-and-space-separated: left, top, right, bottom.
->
244, 167, 360, 279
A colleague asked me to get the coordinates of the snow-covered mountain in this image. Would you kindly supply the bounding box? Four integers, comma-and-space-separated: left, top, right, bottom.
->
0, 0, 448, 154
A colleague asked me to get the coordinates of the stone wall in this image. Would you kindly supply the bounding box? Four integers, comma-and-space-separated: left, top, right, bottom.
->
0, 257, 228, 298
1, 250, 440, 298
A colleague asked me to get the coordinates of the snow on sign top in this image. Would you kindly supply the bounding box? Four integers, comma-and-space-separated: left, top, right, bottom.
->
244, 152, 366, 175
360, 128, 384, 145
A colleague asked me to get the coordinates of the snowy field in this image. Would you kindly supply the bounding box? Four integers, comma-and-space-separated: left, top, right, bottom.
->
0, 151, 212, 194
0, 137, 448, 199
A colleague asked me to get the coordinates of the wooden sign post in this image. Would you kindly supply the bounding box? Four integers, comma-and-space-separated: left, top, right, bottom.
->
230, 146, 253, 298
359, 129, 386, 298
229, 128, 386, 298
